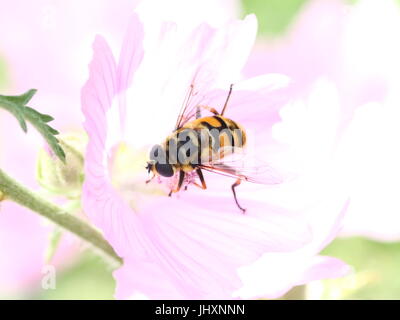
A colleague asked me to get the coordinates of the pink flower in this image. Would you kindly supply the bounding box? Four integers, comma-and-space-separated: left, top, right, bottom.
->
243, 0, 347, 91
235, 79, 352, 298
243, 0, 387, 125
338, 91, 400, 241
80, 13, 326, 299
244, 0, 400, 241
334, 0, 400, 241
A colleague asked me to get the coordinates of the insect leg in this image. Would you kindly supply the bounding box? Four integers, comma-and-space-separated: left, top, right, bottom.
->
168, 170, 185, 196
185, 168, 208, 190
231, 178, 246, 214
221, 84, 234, 116
195, 168, 207, 189
145, 174, 155, 184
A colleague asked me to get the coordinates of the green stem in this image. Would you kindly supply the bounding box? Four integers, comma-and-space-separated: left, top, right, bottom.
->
0, 168, 122, 268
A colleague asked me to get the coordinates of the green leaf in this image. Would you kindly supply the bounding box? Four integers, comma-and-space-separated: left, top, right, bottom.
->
0, 89, 66, 162
241, 0, 309, 37
5, 88, 37, 105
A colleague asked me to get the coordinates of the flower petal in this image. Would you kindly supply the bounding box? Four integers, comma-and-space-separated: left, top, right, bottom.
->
123, 15, 258, 148
110, 194, 311, 299
116, 14, 144, 131
234, 253, 350, 299
297, 255, 351, 286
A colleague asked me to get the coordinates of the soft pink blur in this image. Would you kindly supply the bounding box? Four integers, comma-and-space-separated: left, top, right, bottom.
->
244, 0, 400, 241
235, 0, 382, 296
244, 0, 387, 126
0, 0, 140, 295
335, 0, 400, 241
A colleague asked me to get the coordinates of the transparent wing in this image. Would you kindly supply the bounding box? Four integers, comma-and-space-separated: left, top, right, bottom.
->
174, 81, 224, 130
199, 148, 288, 185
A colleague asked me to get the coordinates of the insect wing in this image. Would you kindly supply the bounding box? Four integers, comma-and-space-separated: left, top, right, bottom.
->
174, 81, 223, 130
175, 84, 196, 130
200, 150, 287, 185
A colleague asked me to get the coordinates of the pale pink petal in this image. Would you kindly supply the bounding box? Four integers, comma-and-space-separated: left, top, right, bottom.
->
316, 199, 349, 252
188, 14, 258, 95
81, 35, 118, 233
123, 15, 258, 147
116, 13, 144, 131
243, 0, 346, 88
231, 80, 352, 298
233, 199, 350, 299
136, 0, 240, 31
297, 256, 351, 286
117, 14, 145, 93
203, 74, 293, 133
114, 259, 183, 299
238, 254, 350, 299
105, 195, 311, 299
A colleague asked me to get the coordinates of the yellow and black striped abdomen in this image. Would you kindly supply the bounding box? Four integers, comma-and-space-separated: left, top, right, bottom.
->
187, 115, 246, 150
163, 116, 246, 170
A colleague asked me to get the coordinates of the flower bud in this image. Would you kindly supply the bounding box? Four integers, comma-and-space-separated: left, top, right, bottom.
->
36, 132, 87, 198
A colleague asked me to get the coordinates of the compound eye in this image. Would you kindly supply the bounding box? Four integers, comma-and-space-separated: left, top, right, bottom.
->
155, 163, 174, 177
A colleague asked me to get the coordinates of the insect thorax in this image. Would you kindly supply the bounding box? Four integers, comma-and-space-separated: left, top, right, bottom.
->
155, 116, 246, 169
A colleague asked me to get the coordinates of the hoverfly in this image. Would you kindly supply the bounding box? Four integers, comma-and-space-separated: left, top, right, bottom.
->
145, 83, 283, 213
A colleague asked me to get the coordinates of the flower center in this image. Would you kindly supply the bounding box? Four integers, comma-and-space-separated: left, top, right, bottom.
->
109, 142, 169, 212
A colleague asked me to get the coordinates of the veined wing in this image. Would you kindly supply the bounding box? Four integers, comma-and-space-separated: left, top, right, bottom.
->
174, 82, 225, 130
199, 149, 288, 185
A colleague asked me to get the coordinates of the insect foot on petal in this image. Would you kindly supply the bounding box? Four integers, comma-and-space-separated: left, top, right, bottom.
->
36, 131, 87, 199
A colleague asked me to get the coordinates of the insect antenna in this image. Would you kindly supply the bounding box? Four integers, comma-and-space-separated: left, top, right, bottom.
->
221, 83, 234, 116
